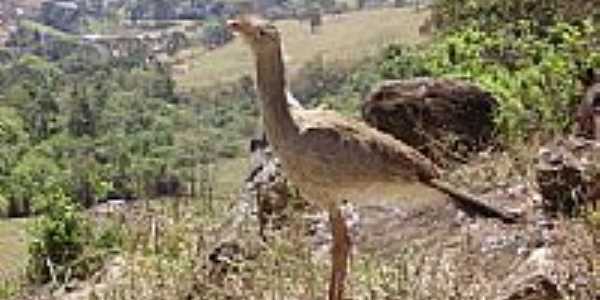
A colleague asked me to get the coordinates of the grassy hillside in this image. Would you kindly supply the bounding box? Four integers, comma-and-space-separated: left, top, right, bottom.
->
173, 8, 430, 90
0, 219, 30, 281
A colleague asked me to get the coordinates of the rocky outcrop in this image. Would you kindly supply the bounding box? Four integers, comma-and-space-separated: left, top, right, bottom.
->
493, 248, 563, 300
205, 90, 598, 299
362, 78, 498, 167
536, 138, 600, 217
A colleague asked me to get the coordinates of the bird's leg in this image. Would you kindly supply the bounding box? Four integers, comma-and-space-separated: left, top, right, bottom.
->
329, 205, 350, 300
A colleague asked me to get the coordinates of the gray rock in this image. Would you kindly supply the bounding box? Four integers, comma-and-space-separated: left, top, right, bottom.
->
494, 248, 564, 300
536, 138, 600, 217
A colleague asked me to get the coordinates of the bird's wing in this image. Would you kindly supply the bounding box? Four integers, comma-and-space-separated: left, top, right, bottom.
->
291, 109, 441, 181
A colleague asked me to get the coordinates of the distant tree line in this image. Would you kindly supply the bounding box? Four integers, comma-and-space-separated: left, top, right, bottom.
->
0, 49, 257, 217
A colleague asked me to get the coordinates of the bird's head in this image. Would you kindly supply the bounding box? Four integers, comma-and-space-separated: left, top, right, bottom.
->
227, 16, 282, 56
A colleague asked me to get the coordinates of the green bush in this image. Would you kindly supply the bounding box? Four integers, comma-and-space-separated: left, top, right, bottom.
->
431, 0, 600, 32
5, 150, 65, 216
371, 0, 600, 142
201, 19, 233, 48
378, 19, 600, 142
27, 189, 123, 285
291, 56, 356, 106
27, 190, 87, 284
0, 52, 194, 212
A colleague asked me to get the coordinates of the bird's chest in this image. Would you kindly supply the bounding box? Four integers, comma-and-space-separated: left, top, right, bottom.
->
274, 146, 377, 206
276, 148, 336, 186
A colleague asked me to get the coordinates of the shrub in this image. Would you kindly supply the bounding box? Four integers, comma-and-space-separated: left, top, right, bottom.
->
378, 19, 600, 142
291, 56, 362, 106
27, 188, 122, 285
5, 150, 65, 217
431, 0, 600, 32
201, 19, 233, 48
27, 190, 88, 284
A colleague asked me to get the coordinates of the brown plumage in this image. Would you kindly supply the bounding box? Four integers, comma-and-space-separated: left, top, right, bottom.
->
227, 16, 514, 300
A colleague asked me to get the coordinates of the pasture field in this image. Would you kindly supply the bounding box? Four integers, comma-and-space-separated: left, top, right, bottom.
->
173, 8, 430, 90
0, 218, 30, 281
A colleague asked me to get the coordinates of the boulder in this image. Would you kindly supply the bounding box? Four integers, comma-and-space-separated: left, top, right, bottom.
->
493, 248, 564, 300
362, 78, 498, 167
536, 138, 600, 217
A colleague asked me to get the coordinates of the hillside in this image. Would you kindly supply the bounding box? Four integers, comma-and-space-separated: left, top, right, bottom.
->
173, 8, 430, 90
0, 219, 30, 282
0, 1, 598, 299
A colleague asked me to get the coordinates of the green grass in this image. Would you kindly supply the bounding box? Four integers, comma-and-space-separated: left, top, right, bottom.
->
203, 157, 250, 208
173, 8, 430, 90
19, 20, 78, 42
0, 218, 31, 281
0, 157, 247, 283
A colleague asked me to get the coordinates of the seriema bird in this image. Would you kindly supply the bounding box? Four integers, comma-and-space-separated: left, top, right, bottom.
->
226, 16, 515, 300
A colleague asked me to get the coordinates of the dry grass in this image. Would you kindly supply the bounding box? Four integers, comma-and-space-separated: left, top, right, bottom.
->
0, 219, 31, 282
22, 145, 594, 300
48, 195, 598, 300
212, 157, 250, 200
173, 8, 430, 91
0, 155, 248, 299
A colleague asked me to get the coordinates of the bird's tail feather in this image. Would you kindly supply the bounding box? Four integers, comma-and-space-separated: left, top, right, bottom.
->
426, 179, 518, 224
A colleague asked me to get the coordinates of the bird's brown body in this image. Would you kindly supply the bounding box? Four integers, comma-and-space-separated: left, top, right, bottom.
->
227, 16, 512, 300
281, 108, 443, 208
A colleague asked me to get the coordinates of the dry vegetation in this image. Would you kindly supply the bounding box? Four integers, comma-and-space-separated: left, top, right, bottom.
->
2, 3, 599, 300
0, 219, 30, 282
18, 142, 597, 300
173, 8, 430, 91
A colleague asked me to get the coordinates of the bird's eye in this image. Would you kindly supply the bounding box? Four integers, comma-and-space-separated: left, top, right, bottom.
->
257, 29, 266, 37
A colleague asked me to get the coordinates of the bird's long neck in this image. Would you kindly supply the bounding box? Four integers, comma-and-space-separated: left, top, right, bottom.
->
255, 46, 298, 149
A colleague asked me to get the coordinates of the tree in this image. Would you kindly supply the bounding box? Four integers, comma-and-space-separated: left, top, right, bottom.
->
201, 18, 233, 48
0, 106, 29, 216
5, 150, 63, 217
0, 107, 29, 178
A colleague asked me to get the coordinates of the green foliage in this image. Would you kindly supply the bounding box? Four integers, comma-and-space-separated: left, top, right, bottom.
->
0, 279, 20, 299
201, 19, 233, 48
0, 107, 28, 176
431, 0, 600, 32
378, 14, 599, 141
0, 194, 7, 218
27, 190, 87, 283
291, 56, 352, 103
0, 53, 187, 214
6, 150, 64, 215
27, 189, 123, 285
0, 44, 260, 217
